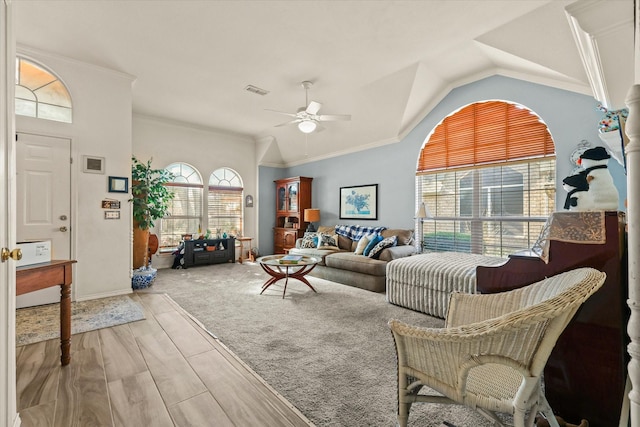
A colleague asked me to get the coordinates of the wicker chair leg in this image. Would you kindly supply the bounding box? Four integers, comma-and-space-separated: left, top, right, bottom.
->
397, 394, 410, 427
538, 394, 560, 427
513, 408, 527, 427
397, 392, 419, 426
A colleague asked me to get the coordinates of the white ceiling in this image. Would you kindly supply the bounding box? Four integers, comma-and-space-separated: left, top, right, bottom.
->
12, 0, 634, 166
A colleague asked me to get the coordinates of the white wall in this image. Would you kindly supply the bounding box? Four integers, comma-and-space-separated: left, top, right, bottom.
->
132, 115, 257, 255
16, 46, 134, 301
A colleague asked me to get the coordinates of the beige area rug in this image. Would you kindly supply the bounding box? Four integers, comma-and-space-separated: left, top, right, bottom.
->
145, 262, 507, 427
16, 294, 145, 346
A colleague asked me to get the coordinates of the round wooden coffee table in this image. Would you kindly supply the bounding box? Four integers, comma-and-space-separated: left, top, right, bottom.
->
257, 255, 320, 298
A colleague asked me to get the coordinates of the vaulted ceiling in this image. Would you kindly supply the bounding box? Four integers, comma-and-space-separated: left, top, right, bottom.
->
13, 0, 634, 166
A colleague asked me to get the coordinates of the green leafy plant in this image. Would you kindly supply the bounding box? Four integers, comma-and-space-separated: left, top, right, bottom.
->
130, 156, 175, 230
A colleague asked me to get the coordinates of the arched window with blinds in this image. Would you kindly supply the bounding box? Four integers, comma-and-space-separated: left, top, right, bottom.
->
416, 100, 556, 257
161, 163, 203, 247
208, 168, 243, 237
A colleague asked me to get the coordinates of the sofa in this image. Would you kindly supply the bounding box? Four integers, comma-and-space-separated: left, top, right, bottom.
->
288, 225, 416, 292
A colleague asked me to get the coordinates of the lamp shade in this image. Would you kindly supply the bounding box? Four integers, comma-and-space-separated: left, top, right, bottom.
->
415, 202, 433, 219
298, 120, 317, 134
304, 208, 320, 222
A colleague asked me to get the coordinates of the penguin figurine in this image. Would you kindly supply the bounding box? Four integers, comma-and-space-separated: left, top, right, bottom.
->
578, 146, 619, 210
562, 171, 590, 211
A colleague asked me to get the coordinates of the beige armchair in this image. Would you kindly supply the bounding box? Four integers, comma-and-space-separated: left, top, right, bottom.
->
388, 267, 606, 427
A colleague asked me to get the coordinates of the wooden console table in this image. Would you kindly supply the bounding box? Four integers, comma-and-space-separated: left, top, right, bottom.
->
16, 260, 76, 366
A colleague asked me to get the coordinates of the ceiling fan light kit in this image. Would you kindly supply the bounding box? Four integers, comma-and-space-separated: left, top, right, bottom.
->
267, 80, 351, 134
298, 120, 317, 133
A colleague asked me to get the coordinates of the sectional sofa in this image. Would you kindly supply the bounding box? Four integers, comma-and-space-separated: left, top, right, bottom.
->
288, 225, 416, 292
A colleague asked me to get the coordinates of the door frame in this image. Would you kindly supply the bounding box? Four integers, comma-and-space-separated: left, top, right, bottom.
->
1, 1, 19, 426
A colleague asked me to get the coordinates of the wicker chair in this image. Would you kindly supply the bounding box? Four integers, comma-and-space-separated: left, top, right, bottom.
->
388, 267, 606, 427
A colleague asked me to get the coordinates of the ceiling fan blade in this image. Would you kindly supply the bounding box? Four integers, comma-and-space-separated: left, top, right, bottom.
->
306, 101, 322, 115
318, 114, 351, 122
265, 109, 298, 118
275, 119, 302, 127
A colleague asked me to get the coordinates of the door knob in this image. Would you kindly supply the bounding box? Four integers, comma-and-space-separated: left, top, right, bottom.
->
59, 226, 68, 232
1, 248, 22, 262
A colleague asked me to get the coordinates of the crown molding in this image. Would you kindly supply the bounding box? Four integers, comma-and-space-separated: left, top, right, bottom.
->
565, 0, 634, 109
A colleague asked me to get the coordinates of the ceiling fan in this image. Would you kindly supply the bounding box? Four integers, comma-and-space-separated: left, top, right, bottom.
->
267, 81, 351, 134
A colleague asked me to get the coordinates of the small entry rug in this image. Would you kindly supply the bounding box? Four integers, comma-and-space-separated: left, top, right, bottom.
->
16, 295, 145, 346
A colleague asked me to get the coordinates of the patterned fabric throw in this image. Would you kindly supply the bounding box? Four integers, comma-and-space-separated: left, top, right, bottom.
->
335, 225, 387, 241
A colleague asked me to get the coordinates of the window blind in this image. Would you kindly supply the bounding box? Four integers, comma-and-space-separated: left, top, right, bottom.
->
207, 186, 243, 236
161, 182, 203, 247
418, 101, 554, 172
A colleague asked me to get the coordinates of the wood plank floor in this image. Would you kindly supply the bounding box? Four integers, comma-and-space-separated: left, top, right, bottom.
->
16, 292, 314, 427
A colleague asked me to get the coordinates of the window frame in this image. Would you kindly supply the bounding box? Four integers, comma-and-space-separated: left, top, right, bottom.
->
15, 56, 73, 123
416, 100, 556, 257
160, 163, 203, 248
208, 167, 244, 238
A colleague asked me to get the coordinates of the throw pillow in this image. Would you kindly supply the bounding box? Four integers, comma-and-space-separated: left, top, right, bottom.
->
382, 229, 414, 246
363, 234, 383, 256
337, 235, 352, 251
368, 235, 397, 259
300, 233, 318, 249
354, 235, 371, 255
317, 232, 339, 249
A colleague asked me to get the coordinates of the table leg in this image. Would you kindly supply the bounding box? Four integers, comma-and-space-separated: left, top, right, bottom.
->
288, 264, 317, 294
259, 262, 318, 298
60, 281, 71, 366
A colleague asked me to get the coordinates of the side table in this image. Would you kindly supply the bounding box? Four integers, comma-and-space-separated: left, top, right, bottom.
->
237, 237, 253, 263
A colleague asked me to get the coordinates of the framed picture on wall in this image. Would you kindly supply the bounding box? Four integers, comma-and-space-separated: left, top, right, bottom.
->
339, 184, 378, 220
108, 176, 129, 193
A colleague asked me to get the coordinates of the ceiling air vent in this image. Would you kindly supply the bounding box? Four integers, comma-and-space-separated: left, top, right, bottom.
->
244, 85, 269, 96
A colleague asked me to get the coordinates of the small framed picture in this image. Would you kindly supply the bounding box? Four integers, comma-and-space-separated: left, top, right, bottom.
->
83, 155, 105, 174
245, 195, 254, 208
108, 176, 129, 193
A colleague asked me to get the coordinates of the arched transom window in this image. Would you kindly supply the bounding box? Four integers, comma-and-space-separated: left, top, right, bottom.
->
15, 57, 72, 123
416, 100, 556, 257
208, 168, 243, 237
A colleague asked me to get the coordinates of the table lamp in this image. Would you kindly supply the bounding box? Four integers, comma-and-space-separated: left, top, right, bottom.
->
304, 208, 321, 232
415, 203, 433, 253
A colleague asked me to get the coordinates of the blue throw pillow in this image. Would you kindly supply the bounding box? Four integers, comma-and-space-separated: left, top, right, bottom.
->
363, 234, 383, 256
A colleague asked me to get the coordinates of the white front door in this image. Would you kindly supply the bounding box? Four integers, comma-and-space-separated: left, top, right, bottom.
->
16, 132, 71, 308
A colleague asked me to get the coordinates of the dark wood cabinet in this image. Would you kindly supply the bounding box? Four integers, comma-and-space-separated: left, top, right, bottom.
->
274, 228, 299, 254
274, 176, 312, 254
476, 211, 628, 427
183, 238, 235, 268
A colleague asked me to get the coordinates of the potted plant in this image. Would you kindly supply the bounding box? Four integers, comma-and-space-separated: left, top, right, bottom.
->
130, 157, 174, 285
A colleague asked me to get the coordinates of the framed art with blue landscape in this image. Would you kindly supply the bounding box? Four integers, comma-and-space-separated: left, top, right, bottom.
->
340, 184, 378, 220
